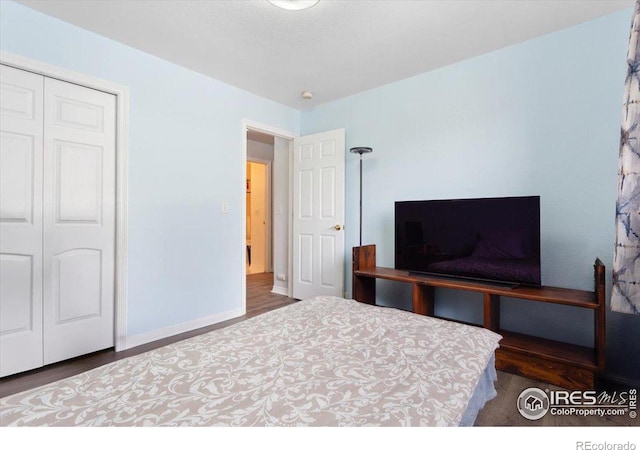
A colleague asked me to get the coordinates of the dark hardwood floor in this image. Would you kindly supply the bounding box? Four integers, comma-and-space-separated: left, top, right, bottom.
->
1, 275, 636, 426
245, 272, 297, 318
0, 272, 296, 399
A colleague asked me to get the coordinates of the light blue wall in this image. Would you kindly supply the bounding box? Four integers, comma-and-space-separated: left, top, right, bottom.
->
0, 1, 300, 337
301, 9, 639, 384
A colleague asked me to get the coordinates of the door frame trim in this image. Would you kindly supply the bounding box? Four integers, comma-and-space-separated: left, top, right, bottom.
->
242, 120, 297, 314
1, 51, 130, 351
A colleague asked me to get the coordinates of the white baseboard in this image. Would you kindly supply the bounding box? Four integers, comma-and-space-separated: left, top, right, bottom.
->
271, 285, 289, 296
121, 307, 244, 351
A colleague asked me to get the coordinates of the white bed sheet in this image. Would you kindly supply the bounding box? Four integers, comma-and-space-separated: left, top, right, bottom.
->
459, 355, 498, 426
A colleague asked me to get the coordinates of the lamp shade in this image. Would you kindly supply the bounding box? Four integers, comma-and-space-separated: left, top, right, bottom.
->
350, 147, 373, 155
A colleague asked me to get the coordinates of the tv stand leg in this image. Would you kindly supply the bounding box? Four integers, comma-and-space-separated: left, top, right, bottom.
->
413, 283, 434, 316
484, 293, 500, 331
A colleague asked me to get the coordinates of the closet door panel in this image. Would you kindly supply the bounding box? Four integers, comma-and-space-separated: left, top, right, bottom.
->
0, 65, 44, 377
43, 77, 116, 365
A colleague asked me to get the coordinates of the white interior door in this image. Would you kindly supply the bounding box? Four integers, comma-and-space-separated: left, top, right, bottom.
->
0, 65, 44, 377
42, 77, 116, 364
292, 129, 345, 299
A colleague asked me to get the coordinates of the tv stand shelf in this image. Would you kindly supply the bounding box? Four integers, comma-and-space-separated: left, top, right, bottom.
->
352, 245, 606, 390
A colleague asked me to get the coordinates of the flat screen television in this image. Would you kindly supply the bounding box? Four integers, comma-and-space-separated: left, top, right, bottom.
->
395, 196, 541, 286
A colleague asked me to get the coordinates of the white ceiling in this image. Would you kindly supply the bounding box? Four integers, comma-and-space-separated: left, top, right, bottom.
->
18, 0, 633, 110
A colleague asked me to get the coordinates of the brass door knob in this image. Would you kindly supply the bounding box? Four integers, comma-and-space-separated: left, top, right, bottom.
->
334, 224, 344, 231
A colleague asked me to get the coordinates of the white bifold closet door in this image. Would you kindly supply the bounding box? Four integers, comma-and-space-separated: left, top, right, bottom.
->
0, 65, 44, 376
42, 75, 116, 365
0, 64, 116, 377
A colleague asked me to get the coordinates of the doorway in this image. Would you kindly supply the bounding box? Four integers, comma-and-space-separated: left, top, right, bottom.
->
242, 122, 296, 314
241, 122, 346, 312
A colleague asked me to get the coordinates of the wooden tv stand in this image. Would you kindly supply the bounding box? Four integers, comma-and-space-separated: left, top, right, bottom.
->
352, 245, 606, 390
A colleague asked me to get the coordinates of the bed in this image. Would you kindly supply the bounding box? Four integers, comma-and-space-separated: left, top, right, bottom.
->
0, 296, 501, 426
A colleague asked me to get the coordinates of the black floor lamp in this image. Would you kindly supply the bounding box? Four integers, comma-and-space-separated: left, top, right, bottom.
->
350, 147, 373, 246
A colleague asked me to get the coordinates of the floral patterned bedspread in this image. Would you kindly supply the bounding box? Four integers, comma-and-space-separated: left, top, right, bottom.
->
0, 296, 501, 426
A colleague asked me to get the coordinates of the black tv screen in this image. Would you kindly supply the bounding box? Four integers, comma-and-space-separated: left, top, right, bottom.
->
395, 196, 541, 286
